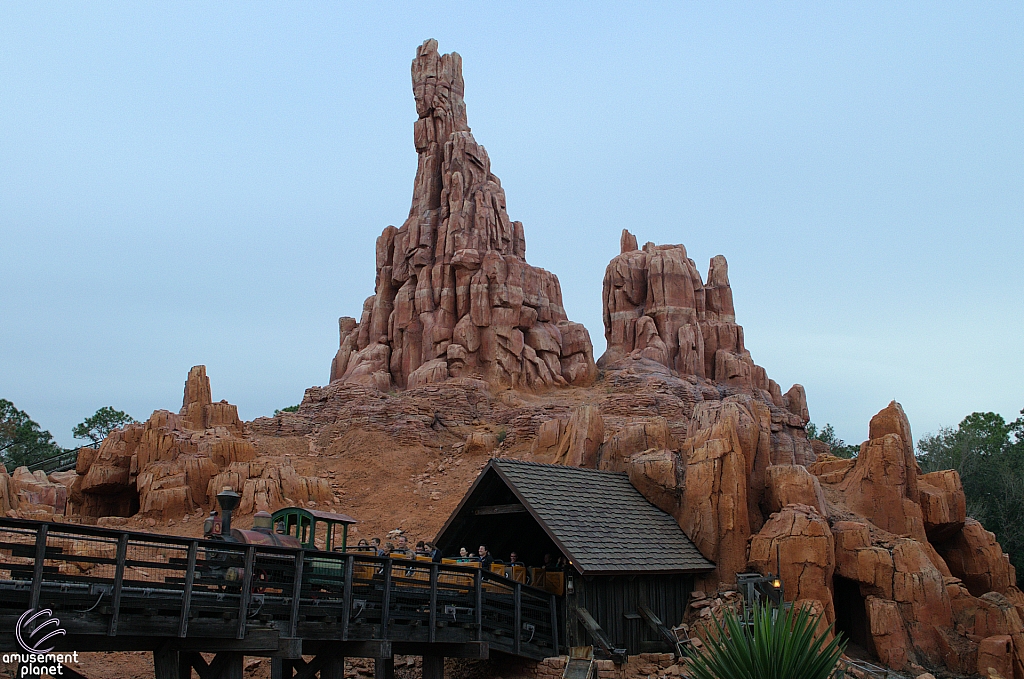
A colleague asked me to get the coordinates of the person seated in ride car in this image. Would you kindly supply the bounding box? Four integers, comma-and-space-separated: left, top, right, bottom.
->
478, 544, 494, 569
392, 534, 412, 556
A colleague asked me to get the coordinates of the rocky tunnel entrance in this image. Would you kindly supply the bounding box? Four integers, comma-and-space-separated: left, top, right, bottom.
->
833, 575, 874, 657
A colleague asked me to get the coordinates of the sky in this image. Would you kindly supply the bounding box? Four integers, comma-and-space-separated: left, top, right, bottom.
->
1, 3, 1021, 450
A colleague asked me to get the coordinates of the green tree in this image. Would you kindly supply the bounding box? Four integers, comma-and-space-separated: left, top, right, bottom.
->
806, 422, 859, 458
274, 405, 299, 416
0, 399, 64, 469
73, 406, 137, 447
918, 409, 1024, 584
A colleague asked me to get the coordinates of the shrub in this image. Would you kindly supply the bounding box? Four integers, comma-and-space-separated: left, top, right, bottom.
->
687, 603, 845, 679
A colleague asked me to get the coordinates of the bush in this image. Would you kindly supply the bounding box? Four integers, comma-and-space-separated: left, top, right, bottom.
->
687, 604, 845, 679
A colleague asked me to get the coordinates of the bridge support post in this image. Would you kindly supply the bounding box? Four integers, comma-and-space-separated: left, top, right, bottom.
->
271, 658, 294, 679
153, 645, 188, 679
320, 654, 345, 679
373, 656, 394, 679
422, 655, 444, 679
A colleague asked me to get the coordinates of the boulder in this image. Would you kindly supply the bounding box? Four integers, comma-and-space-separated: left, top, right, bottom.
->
748, 504, 835, 622
763, 464, 827, 516
625, 449, 684, 518
465, 431, 499, 455
977, 635, 1013, 679
918, 470, 966, 542
9, 466, 68, 515
531, 418, 566, 456
937, 518, 1016, 597
551, 406, 604, 468
867, 595, 915, 670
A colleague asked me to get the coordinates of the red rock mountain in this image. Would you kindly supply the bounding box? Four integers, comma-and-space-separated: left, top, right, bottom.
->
330, 39, 596, 392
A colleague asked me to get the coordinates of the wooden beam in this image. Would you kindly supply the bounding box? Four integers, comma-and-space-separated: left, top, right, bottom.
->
380, 558, 392, 638
513, 583, 521, 656
428, 563, 438, 644
270, 658, 293, 679
153, 644, 180, 679
373, 656, 394, 679
108, 533, 129, 636
341, 554, 353, 641
390, 642, 487, 660
319, 654, 345, 679
237, 546, 256, 639
288, 549, 305, 638
301, 640, 390, 659
474, 570, 482, 641
472, 504, 527, 516
422, 655, 444, 679
29, 523, 48, 611
178, 541, 198, 637
549, 593, 560, 657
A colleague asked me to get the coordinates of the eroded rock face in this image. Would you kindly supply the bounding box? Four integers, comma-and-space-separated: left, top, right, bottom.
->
763, 465, 827, 516
748, 504, 835, 623
3, 466, 69, 518
71, 366, 328, 521
330, 40, 596, 392
600, 231, 804, 417
938, 518, 1017, 598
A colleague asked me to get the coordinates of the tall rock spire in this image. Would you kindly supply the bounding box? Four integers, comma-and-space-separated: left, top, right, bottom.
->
331, 40, 596, 391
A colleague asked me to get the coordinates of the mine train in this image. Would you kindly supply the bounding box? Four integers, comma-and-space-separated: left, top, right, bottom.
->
198, 487, 360, 587
203, 486, 357, 551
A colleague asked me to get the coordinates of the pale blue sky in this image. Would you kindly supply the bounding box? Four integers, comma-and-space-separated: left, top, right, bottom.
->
2, 3, 1021, 449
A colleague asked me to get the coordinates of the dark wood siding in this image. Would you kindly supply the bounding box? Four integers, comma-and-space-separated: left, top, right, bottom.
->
565, 574, 693, 655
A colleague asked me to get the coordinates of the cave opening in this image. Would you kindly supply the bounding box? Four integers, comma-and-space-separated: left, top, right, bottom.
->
833, 575, 874, 658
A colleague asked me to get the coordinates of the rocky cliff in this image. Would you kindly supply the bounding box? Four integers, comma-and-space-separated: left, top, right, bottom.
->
330, 39, 596, 392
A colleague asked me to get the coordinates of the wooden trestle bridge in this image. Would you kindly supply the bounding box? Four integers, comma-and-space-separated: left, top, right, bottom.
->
0, 518, 560, 679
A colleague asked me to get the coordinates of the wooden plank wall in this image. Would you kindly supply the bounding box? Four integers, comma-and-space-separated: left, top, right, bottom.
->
566, 574, 693, 655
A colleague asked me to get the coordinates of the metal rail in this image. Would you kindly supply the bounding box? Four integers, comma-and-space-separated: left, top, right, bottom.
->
0, 517, 559, 663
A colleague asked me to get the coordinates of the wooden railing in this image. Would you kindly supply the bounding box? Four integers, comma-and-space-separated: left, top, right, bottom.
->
0, 518, 558, 659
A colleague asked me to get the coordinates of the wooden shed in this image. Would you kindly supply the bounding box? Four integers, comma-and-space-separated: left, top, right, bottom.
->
434, 459, 714, 657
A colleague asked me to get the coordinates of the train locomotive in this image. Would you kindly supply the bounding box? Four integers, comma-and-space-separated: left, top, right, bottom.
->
198, 487, 359, 588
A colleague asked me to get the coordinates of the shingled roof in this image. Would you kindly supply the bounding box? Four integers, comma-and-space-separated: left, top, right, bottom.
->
438, 458, 714, 575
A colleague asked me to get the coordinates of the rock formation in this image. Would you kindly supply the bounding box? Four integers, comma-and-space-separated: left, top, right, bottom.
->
70, 366, 330, 521
602, 231, 794, 402
330, 40, 596, 392
1, 464, 72, 519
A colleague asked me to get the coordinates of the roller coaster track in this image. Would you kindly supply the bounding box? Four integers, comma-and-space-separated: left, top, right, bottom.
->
0, 518, 560, 678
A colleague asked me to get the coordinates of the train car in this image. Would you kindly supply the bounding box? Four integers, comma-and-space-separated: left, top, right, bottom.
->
200, 487, 358, 588
203, 487, 356, 550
